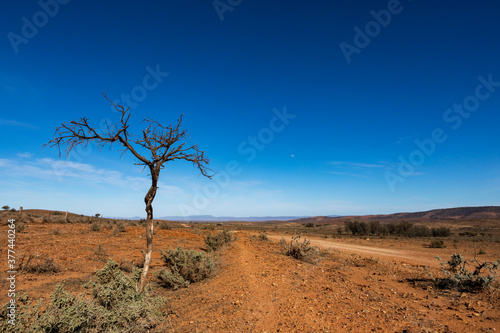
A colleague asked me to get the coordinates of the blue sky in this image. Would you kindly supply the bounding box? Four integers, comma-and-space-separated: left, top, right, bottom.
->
1, 0, 499, 218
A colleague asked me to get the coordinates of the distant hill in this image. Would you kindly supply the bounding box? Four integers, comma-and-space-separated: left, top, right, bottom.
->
291, 206, 500, 224
156, 215, 342, 222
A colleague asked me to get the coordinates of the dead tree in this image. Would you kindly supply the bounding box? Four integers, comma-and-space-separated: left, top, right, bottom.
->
44, 94, 212, 292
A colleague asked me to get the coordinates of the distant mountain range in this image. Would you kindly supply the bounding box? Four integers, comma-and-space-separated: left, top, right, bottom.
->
131, 206, 500, 222
290, 206, 500, 224
154, 215, 342, 222
25, 206, 499, 222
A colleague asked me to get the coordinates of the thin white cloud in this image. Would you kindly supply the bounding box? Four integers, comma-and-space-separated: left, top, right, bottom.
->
0, 159, 15, 167
398, 171, 425, 177
329, 161, 384, 168
391, 137, 409, 145
328, 171, 369, 179
17, 152, 34, 158
0, 119, 37, 129
0, 157, 183, 192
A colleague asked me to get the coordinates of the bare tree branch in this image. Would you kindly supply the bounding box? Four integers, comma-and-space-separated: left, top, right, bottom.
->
44, 93, 214, 292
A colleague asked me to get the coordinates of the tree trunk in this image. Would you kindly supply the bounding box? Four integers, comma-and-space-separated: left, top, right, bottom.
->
138, 167, 159, 293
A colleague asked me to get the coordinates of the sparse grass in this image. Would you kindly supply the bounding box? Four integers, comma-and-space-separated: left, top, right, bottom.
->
204, 229, 233, 251
157, 246, 214, 290
20, 215, 34, 224
0, 260, 165, 332
90, 221, 101, 232
158, 221, 172, 230
112, 222, 126, 235
90, 244, 109, 262
15, 221, 25, 233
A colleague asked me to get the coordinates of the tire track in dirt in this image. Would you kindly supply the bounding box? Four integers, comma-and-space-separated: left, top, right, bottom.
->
233, 237, 277, 330
166, 235, 279, 332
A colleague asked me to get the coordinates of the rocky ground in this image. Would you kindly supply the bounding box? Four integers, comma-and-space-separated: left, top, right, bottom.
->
1, 221, 499, 332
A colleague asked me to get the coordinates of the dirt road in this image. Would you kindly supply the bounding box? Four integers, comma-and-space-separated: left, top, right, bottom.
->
267, 234, 442, 268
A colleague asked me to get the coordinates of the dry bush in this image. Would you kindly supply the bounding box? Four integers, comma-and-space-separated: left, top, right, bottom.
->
204, 229, 233, 251
429, 239, 446, 248
15, 221, 25, 233
0, 260, 165, 332
158, 221, 172, 230
89, 244, 109, 262
18, 254, 60, 274
89, 221, 101, 232
51, 216, 68, 224
282, 234, 320, 264
157, 247, 214, 290
113, 222, 126, 235
428, 251, 500, 291
20, 215, 34, 224
257, 232, 269, 241
119, 259, 143, 273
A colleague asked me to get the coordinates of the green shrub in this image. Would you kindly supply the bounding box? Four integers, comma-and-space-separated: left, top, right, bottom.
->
304, 223, 315, 228
0, 260, 164, 332
431, 227, 451, 237
428, 253, 500, 291
204, 229, 233, 251
344, 221, 452, 238
282, 234, 319, 264
459, 231, 477, 237
157, 247, 214, 290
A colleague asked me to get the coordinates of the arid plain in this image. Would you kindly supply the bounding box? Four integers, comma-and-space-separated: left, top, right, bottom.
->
1, 208, 499, 332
